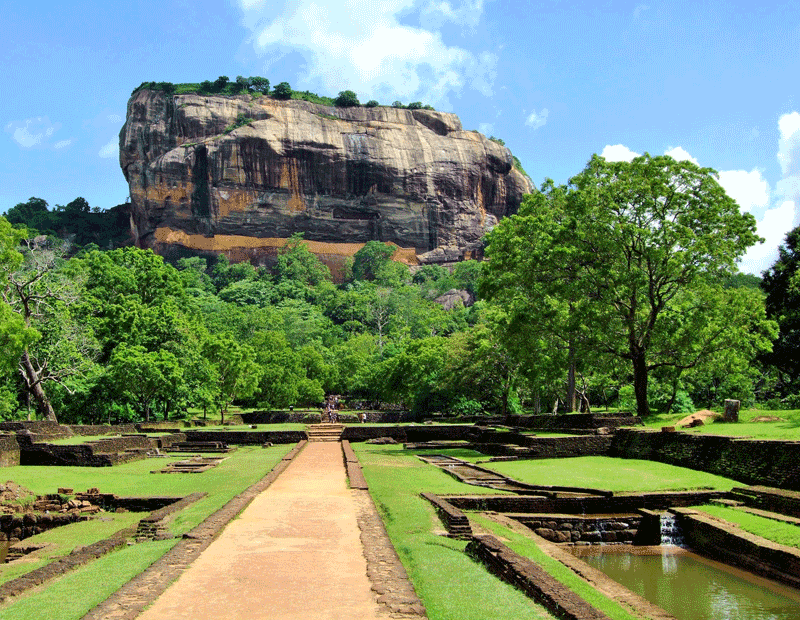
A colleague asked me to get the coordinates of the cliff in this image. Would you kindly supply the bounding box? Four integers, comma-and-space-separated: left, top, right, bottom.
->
120, 90, 533, 275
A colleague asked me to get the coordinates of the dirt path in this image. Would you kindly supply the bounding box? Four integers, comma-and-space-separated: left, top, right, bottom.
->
137, 442, 385, 620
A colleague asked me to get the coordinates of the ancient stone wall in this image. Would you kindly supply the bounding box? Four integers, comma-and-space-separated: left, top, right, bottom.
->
183, 429, 306, 445
674, 507, 800, 588
506, 413, 642, 431
68, 424, 139, 435
0, 433, 20, 467
610, 429, 800, 490
445, 490, 725, 514
0, 512, 87, 543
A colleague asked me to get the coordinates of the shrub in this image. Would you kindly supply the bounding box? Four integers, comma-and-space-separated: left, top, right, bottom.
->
334, 90, 360, 107
407, 101, 423, 110
250, 76, 269, 94
365, 100, 379, 107
449, 396, 483, 417
392, 100, 404, 108
273, 82, 292, 100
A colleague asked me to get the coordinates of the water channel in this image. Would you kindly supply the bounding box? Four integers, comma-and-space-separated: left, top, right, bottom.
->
571, 545, 800, 620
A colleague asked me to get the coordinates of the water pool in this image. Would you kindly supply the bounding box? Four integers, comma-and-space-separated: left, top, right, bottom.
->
572, 545, 800, 620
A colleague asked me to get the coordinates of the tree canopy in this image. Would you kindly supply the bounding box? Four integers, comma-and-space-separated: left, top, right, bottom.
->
483, 154, 771, 415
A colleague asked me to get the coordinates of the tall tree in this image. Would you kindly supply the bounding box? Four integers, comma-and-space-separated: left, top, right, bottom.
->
1, 235, 97, 421
761, 226, 800, 393
484, 154, 765, 416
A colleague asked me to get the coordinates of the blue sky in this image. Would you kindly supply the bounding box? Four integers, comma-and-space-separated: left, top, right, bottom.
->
2, 0, 798, 274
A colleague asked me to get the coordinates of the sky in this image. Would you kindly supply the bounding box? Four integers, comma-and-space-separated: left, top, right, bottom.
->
2, 0, 799, 275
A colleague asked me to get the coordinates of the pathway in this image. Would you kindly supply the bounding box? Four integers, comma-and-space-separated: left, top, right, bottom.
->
137, 442, 385, 620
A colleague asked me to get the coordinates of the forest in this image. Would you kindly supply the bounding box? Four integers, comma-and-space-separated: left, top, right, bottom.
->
1, 154, 798, 424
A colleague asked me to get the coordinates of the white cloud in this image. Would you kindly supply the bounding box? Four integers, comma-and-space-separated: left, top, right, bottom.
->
664, 146, 699, 165
778, 111, 800, 177
739, 200, 796, 275
54, 139, 72, 149
600, 144, 640, 162
736, 112, 800, 274
98, 138, 118, 159
5, 117, 60, 148
717, 169, 770, 215
236, 0, 496, 108
478, 122, 493, 136
525, 108, 548, 130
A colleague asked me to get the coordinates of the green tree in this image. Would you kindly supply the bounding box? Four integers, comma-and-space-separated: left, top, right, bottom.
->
352, 241, 394, 281
365, 100, 379, 108
4, 197, 52, 231
107, 344, 184, 422
761, 226, 800, 394
334, 90, 360, 107
2, 236, 99, 421
214, 76, 230, 91
0, 219, 38, 373
275, 234, 332, 288
273, 82, 292, 100
250, 76, 270, 94
203, 335, 262, 421
484, 154, 764, 416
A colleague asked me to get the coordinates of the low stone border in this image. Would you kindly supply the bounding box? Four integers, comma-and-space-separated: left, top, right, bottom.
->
482, 513, 677, 620
466, 534, 612, 620
420, 492, 472, 539
730, 485, 800, 518
134, 492, 206, 541
673, 507, 800, 589
345, 443, 427, 618
0, 492, 208, 603
342, 440, 368, 490
81, 441, 307, 620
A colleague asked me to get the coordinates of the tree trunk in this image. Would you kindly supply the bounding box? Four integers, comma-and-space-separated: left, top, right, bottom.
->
567, 341, 576, 412
19, 350, 58, 422
631, 352, 650, 416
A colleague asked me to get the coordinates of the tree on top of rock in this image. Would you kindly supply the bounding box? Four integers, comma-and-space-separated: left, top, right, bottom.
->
334, 90, 360, 107
272, 82, 292, 100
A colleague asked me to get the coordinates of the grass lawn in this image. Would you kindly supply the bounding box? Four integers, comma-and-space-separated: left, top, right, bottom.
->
355, 443, 556, 620
641, 408, 800, 440
0, 444, 293, 618
479, 456, 738, 492
691, 504, 800, 548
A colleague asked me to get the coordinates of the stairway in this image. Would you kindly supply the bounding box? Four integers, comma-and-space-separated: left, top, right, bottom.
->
306, 424, 344, 442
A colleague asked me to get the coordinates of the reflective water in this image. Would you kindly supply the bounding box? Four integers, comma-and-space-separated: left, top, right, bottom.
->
573, 546, 800, 620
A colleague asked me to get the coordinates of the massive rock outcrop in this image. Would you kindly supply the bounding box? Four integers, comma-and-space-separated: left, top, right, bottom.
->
120, 89, 533, 276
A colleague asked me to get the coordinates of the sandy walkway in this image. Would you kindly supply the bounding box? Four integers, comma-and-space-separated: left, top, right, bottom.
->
137, 442, 384, 620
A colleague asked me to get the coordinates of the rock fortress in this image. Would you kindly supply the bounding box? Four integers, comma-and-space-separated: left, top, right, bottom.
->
120, 89, 533, 278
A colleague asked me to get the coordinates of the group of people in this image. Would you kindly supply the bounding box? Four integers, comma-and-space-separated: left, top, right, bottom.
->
321, 395, 369, 423
322, 395, 340, 423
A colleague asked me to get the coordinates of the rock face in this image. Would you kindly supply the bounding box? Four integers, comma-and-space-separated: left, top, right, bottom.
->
120, 89, 533, 275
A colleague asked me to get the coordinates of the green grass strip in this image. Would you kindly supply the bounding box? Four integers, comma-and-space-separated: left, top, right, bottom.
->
0, 512, 141, 586
0, 540, 177, 620
356, 443, 556, 620
470, 514, 642, 620
481, 456, 737, 492
691, 504, 800, 548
